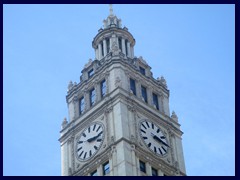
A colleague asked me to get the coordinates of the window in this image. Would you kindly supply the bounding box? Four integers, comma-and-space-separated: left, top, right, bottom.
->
152, 93, 159, 110
103, 161, 110, 175
118, 38, 122, 52
106, 38, 110, 53
139, 160, 146, 173
79, 97, 84, 115
90, 170, 97, 176
101, 41, 104, 57
88, 69, 94, 78
125, 40, 128, 56
90, 88, 96, 107
139, 67, 145, 75
101, 79, 106, 97
152, 167, 158, 176
141, 86, 147, 103
130, 78, 136, 95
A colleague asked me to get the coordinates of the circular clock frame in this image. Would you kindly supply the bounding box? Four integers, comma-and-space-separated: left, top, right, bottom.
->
75, 122, 105, 162
139, 120, 169, 157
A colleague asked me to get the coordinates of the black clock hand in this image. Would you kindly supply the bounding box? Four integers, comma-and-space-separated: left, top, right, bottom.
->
87, 131, 103, 143
151, 133, 170, 147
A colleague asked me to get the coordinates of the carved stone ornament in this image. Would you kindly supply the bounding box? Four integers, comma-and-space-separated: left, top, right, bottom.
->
68, 81, 73, 91
84, 58, 92, 68
171, 111, 178, 122
115, 76, 122, 87
61, 117, 68, 129
111, 40, 121, 56
139, 56, 148, 65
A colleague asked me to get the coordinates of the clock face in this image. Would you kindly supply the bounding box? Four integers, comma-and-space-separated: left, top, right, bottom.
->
76, 122, 104, 161
139, 120, 169, 156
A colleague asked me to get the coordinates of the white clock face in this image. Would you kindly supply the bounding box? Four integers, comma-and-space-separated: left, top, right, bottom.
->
76, 122, 104, 161
139, 120, 169, 156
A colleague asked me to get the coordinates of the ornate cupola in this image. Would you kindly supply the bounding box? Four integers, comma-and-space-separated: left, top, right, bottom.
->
92, 5, 136, 60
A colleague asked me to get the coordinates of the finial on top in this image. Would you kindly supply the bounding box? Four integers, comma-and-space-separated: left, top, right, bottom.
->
109, 4, 113, 16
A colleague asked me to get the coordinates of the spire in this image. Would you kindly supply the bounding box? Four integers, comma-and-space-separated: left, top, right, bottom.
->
109, 4, 113, 16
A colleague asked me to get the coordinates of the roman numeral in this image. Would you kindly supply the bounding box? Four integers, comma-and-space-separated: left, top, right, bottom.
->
89, 150, 92, 157
158, 148, 163, 155
83, 133, 86, 137
162, 146, 167, 153
157, 128, 160, 133
141, 129, 146, 134
88, 126, 91, 133
97, 139, 102, 142
154, 146, 157, 153
78, 141, 83, 144
93, 124, 96, 131
146, 122, 150, 128
160, 136, 165, 139
152, 123, 154, 129
143, 136, 148, 140
148, 143, 151, 147
77, 147, 82, 152
96, 126, 101, 132
79, 151, 84, 158
94, 146, 98, 150
83, 152, 87, 159
141, 124, 147, 129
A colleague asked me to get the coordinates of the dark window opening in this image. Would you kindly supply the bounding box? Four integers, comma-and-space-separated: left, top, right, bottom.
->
103, 161, 110, 175
152, 93, 159, 110
139, 160, 146, 173
141, 86, 147, 103
79, 97, 84, 115
152, 167, 158, 176
88, 69, 94, 78
140, 67, 146, 75
130, 78, 136, 95
101, 41, 104, 57
125, 40, 128, 56
106, 38, 110, 53
90, 170, 97, 176
101, 79, 106, 97
90, 88, 96, 107
118, 38, 122, 52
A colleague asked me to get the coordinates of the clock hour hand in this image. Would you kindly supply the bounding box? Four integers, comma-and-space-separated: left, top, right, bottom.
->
87, 131, 103, 143
151, 133, 170, 147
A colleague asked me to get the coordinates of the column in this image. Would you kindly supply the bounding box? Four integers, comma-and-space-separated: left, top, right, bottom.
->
147, 87, 152, 106
95, 48, 99, 60
98, 43, 102, 59
146, 162, 151, 176
130, 46, 134, 58
103, 39, 107, 57
121, 38, 126, 55
158, 169, 164, 176
97, 165, 103, 176
127, 41, 131, 58
95, 83, 100, 102
110, 38, 112, 52
84, 91, 89, 111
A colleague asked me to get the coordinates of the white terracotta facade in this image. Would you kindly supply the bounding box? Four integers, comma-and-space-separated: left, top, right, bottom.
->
59, 7, 186, 176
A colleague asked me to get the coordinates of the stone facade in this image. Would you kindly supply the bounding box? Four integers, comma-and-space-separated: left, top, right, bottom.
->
59, 6, 186, 176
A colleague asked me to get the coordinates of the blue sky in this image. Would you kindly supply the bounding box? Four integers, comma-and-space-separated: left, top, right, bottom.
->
3, 4, 235, 176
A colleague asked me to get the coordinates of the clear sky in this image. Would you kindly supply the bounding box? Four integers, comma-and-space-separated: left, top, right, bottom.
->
3, 4, 235, 176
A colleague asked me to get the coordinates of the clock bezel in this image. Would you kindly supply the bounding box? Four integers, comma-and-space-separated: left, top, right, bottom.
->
75, 121, 105, 162
139, 119, 169, 157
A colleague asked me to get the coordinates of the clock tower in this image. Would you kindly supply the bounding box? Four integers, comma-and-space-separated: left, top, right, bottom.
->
59, 5, 186, 176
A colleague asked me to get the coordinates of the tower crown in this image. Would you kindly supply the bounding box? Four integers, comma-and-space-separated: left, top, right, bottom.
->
92, 5, 135, 60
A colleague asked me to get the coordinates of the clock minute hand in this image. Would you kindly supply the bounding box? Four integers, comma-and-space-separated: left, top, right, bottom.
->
87, 131, 103, 143
151, 133, 170, 147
